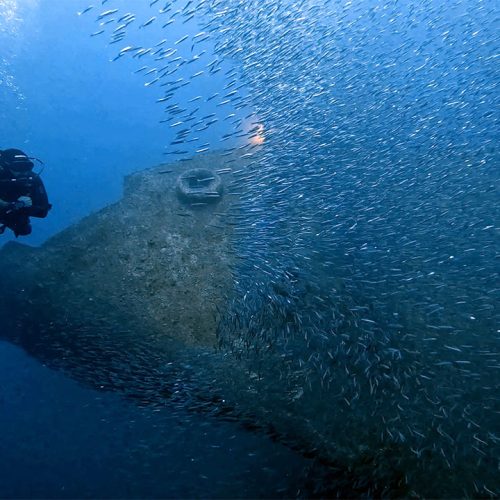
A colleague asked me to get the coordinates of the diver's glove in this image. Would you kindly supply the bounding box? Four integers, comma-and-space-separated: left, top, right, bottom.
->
11, 196, 33, 210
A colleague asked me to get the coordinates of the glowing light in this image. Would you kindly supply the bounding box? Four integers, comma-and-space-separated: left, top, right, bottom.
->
249, 123, 265, 146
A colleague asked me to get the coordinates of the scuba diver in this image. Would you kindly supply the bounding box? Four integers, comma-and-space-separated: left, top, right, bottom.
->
0, 148, 51, 237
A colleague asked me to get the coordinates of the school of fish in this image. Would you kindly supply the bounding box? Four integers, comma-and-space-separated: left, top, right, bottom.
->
80, 0, 499, 496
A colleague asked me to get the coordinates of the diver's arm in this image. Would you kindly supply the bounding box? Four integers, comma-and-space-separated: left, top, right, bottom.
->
26, 175, 51, 218
0, 197, 31, 216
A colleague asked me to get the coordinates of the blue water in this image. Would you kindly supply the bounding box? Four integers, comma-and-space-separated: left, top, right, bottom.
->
0, 341, 308, 498
2, 1, 169, 246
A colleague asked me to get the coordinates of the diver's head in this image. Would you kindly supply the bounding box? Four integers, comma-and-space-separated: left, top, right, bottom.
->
0, 148, 34, 176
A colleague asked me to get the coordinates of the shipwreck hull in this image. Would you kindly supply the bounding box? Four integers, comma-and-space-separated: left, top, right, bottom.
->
2, 153, 496, 498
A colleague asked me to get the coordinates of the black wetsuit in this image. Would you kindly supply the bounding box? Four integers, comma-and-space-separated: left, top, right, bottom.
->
0, 166, 51, 236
